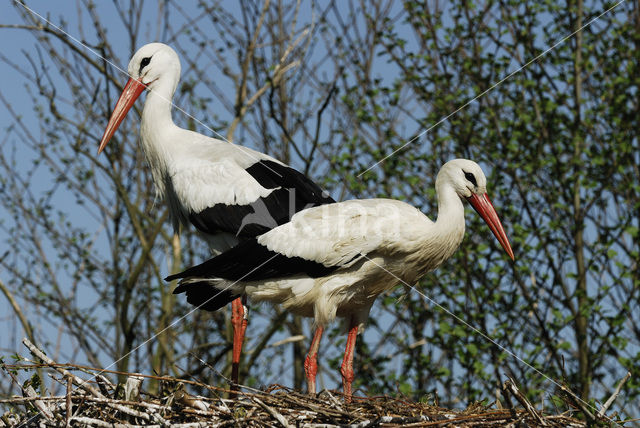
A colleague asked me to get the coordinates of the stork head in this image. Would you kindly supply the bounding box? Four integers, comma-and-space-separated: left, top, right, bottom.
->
126, 43, 181, 90
438, 159, 514, 260
98, 43, 181, 153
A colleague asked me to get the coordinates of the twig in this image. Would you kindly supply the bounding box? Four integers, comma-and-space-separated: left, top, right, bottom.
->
558, 384, 596, 422
60, 396, 157, 422
23, 385, 54, 421
504, 378, 548, 426
65, 375, 72, 428
22, 338, 105, 399
4, 361, 214, 388
21, 339, 158, 423
0, 278, 35, 345
252, 396, 292, 428
95, 374, 115, 396
172, 389, 210, 412
0, 395, 67, 404
321, 390, 345, 413
69, 416, 119, 427
67, 416, 205, 428
275, 390, 351, 419
149, 410, 171, 428
267, 334, 306, 348
124, 374, 143, 402
597, 371, 631, 419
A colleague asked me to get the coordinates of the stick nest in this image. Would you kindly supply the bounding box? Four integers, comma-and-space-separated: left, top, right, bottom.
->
0, 339, 609, 427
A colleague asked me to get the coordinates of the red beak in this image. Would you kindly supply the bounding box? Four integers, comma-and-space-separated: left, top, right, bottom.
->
466, 193, 515, 260
98, 78, 147, 154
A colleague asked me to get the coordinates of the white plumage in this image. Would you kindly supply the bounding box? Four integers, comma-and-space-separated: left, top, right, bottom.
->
99, 43, 332, 242
168, 159, 515, 400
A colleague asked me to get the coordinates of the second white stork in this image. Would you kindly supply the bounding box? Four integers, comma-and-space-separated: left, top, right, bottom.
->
97, 43, 334, 388
166, 159, 515, 401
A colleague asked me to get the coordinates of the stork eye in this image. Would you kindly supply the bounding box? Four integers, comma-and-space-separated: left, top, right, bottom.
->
139, 56, 152, 74
464, 171, 478, 187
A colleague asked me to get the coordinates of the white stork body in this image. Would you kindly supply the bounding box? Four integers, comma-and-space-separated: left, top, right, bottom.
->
167, 159, 515, 400
98, 43, 334, 391
245, 198, 463, 326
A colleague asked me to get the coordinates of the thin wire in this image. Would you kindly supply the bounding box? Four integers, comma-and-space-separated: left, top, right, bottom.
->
357, 0, 627, 177
358, 252, 616, 424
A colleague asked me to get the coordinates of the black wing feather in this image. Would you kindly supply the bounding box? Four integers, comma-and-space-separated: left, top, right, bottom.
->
167, 237, 338, 283
188, 160, 335, 237
172, 285, 240, 312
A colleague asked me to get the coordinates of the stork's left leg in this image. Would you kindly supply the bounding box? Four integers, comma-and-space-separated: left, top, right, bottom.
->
340, 316, 359, 403
230, 295, 248, 396
304, 325, 324, 394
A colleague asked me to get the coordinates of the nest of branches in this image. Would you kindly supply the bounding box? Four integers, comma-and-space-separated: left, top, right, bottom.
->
0, 339, 620, 427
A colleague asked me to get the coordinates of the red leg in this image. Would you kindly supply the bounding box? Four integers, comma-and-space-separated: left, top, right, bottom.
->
340, 317, 359, 403
304, 326, 324, 394
230, 296, 248, 396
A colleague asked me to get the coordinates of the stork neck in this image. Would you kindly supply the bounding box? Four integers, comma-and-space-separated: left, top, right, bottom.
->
434, 183, 466, 244
401, 184, 467, 279
139, 77, 181, 163
141, 86, 175, 129
139, 81, 179, 200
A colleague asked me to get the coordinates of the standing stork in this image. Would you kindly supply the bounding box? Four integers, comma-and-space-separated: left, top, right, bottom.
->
97, 43, 334, 389
166, 159, 515, 401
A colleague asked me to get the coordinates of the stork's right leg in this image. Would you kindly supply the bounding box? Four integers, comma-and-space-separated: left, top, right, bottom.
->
230, 296, 248, 396
340, 317, 359, 403
304, 326, 324, 394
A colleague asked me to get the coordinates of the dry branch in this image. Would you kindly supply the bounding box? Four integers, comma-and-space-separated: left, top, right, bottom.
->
22, 385, 53, 421
0, 279, 35, 344
597, 371, 631, 419
251, 396, 292, 428
558, 384, 597, 422
22, 338, 105, 399
503, 378, 547, 426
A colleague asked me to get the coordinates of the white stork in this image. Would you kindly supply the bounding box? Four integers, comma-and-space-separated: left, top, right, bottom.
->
166, 159, 515, 401
97, 43, 334, 388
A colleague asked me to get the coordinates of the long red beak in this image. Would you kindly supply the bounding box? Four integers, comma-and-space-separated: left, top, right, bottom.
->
98, 78, 147, 154
466, 193, 514, 260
